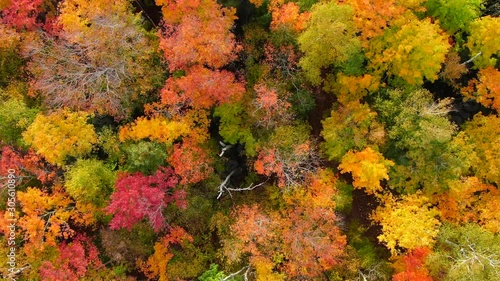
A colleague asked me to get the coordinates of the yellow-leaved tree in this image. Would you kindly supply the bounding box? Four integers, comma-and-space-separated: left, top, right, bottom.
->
367, 15, 450, 85
118, 116, 190, 145
372, 192, 441, 255
466, 16, 500, 68
22, 110, 98, 166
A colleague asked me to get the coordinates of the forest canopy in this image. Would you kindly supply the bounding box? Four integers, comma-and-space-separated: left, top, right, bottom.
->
1, 0, 500, 280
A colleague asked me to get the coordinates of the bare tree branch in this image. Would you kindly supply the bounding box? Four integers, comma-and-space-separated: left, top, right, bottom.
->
221, 265, 251, 281
216, 170, 266, 199
461, 52, 482, 65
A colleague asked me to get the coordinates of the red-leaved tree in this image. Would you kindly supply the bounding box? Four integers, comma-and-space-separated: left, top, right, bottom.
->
106, 167, 186, 232
1, 0, 44, 31
160, 65, 244, 112
39, 235, 103, 281
393, 247, 433, 281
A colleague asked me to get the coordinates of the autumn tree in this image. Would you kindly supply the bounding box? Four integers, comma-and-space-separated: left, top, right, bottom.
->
160, 65, 245, 112
23, 0, 161, 119
225, 170, 346, 279
367, 15, 450, 85
298, 2, 361, 85
106, 167, 185, 232
321, 101, 385, 162
338, 147, 394, 196
254, 124, 320, 188
323, 73, 380, 105
0, 145, 57, 186
168, 139, 213, 185
156, 0, 240, 70
118, 116, 190, 145
251, 82, 293, 129
455, 114, 500, 185
39, 235, 103, 281
0, 0, 44, 31
466, 15, 500, 68
22, 110, 98, 166
392, 247, 433, 281
340, 0, 405, 44
269, 0, 310, 33
462, 66, 500, 111
437, 177, 500, 234
371, 192, 441, 255
12, 186, 96, 251
428, 224, 500, 281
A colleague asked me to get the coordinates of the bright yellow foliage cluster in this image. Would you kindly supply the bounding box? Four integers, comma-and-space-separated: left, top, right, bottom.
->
252, 256, 286, 281
324, 73, 380, 104
22, 110, 98, 165
118, 116, 190, 145
372, 192, 441, 255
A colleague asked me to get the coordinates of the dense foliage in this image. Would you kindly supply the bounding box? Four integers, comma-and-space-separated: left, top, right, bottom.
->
1, 0, 499, 280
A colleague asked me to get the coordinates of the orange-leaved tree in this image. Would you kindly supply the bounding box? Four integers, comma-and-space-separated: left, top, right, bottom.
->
392, 247, 433, 281
268, 0, 310, 33
225, 170, 346, 279
138, 226, 193, 281
462, 66, 500, 111
160, 65, 244, 112
156, 0, 240, 70
9, 186, 96, 255
338, 147, 394, 196
437, 177, 500, 233
168, 138, 213, 185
